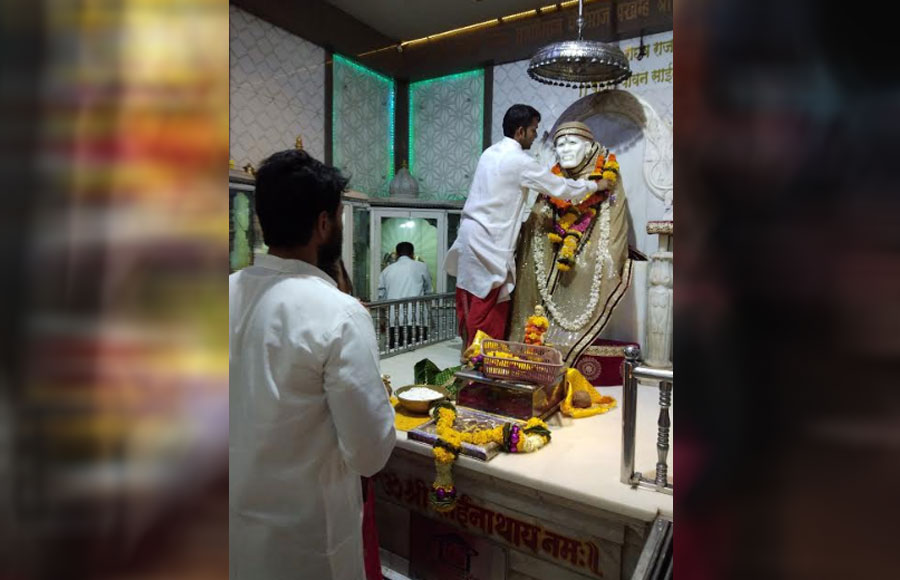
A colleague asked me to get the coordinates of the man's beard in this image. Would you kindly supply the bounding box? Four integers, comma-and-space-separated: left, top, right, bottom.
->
316, 224, 343, 271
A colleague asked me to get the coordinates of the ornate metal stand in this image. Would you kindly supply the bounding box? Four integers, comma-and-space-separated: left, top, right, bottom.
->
621, 346, 673, 495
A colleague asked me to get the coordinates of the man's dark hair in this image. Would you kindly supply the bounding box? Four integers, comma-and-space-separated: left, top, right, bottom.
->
502, 104, 540, 138
254, 149, 348, 248
396, 242, 414, 257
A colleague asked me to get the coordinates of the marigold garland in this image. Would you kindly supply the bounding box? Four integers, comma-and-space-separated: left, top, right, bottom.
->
546, 152, 619, 272
429, 401, 551, 512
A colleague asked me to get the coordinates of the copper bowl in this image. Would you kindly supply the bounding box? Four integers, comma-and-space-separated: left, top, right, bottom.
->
395, 384, 450, 415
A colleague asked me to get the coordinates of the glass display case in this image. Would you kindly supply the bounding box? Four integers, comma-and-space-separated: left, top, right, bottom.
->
370, 209, 444, 296
229, 170, 264, 273
361, 201, 463, 299
350, 203, 371, 300
446, 211, 461, 293
228, 175, 464, 304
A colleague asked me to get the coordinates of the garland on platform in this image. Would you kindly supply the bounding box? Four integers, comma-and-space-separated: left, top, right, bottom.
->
429, 401, 551, 512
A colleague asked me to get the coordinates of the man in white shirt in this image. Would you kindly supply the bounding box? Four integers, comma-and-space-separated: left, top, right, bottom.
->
378, 241, 433, 348
229, 149, 395, 580
444, 104, 612, 347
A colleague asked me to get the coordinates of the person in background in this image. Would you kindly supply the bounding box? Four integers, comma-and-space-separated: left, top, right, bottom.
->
229, 149, 395, 580
444, 104, 611, 348
378, 241, 432, 348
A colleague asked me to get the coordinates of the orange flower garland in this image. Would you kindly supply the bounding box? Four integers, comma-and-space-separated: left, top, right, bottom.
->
546, 152, 619, 272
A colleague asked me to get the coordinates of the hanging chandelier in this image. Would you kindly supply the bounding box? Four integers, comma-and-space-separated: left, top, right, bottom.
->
527, 0, 631, 89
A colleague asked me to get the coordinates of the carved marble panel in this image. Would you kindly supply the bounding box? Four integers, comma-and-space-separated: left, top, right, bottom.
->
333, 56, 395, 197
409, 71, 484, 201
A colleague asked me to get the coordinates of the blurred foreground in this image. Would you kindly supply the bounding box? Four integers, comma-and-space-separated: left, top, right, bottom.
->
1, 0, 229, 577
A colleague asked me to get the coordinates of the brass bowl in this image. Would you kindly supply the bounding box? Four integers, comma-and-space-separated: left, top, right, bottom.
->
395, 384, 450, 415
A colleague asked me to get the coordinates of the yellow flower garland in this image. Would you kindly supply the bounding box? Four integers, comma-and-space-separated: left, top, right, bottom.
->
429, 402, 551, 512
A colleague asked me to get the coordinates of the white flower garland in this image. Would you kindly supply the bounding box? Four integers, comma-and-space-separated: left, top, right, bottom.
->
534, 198, 613, 332
521, 432, 547, 453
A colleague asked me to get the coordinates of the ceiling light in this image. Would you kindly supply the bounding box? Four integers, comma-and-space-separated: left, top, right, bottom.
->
527, 0, 631, 90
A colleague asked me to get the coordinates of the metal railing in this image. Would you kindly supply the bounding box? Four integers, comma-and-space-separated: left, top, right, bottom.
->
366, 293, 457, 358
621, 346, 673, 495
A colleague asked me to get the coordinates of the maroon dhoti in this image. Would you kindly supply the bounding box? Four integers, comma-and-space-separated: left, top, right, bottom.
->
455, 286, 510, 347
361, 476, 381, 580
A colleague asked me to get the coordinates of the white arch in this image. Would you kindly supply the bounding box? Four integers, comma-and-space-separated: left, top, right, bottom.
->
547, 89, 673, 216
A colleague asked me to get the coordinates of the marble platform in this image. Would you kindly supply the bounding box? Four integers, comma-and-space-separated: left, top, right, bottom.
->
376, 339, 673, 579
379, 338, 673, 522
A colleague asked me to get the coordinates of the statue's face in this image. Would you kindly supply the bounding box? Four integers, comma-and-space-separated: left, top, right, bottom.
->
554, 135, 592, 169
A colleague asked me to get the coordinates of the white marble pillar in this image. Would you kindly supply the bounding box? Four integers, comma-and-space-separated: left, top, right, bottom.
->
645, 221, 673, 369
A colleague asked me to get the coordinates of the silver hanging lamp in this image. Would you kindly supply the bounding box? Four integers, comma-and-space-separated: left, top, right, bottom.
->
527, 0, 631, 89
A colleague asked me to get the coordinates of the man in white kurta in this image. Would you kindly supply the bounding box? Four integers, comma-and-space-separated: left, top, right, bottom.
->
378, 242, 432, 347
229, 149, 395, 580
445, 104, 609, 346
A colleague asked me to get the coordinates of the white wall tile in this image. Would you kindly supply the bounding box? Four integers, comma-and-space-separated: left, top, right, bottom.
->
229, 5, 325, 167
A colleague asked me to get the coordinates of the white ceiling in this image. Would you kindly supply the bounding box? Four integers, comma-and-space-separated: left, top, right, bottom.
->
323, 0, 551, 41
